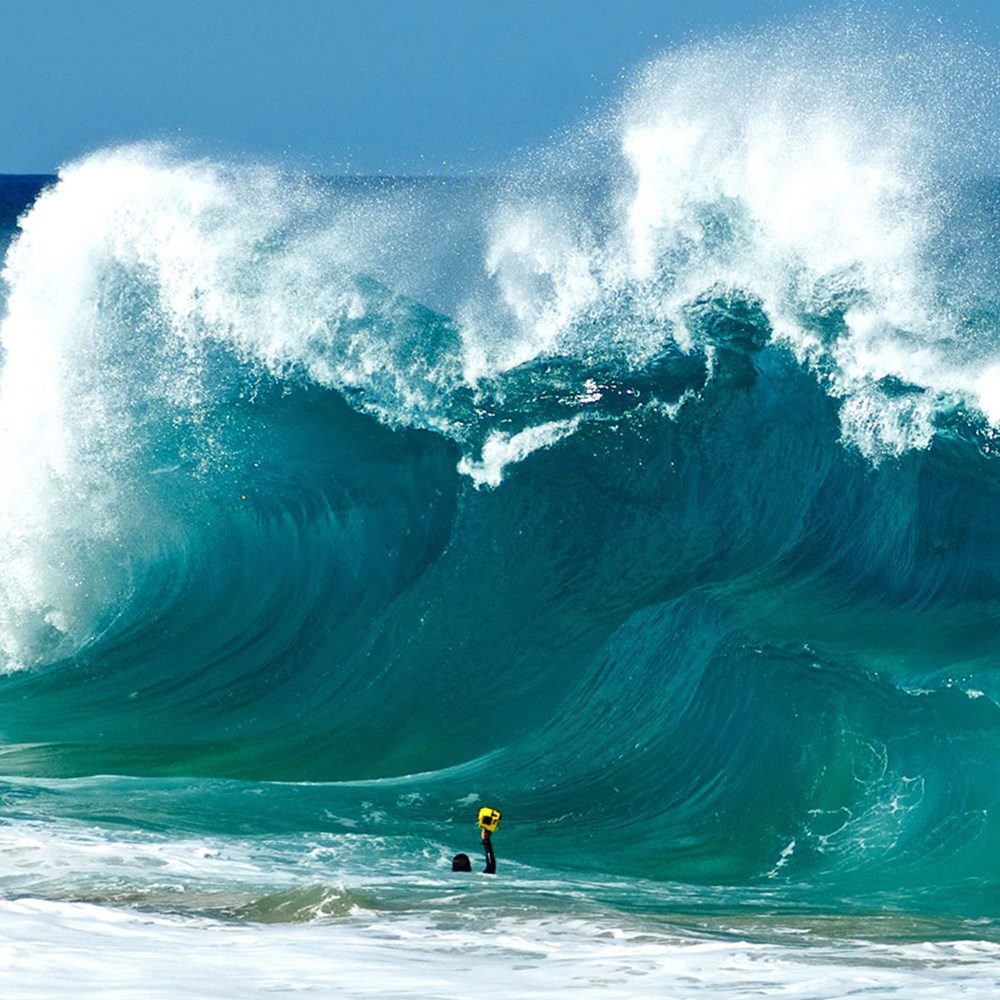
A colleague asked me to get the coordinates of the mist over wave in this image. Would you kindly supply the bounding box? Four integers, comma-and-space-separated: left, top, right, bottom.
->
1, 10, 1000, 916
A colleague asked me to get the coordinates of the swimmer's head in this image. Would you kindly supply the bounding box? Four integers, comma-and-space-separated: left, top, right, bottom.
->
451, 853, 472, 872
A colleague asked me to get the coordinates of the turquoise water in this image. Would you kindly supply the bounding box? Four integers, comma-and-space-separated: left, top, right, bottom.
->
2, 13, 1000, 995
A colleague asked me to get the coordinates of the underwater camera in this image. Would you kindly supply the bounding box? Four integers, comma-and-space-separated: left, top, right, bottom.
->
478, 807, 501, 832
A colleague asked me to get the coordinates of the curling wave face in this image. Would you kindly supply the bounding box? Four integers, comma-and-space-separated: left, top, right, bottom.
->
2, 12, 1000, 913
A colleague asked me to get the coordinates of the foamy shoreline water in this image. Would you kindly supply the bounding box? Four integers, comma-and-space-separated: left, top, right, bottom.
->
2, 897, 999, 1000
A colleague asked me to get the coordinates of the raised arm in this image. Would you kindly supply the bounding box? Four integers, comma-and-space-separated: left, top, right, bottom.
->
481, 826, 496, 874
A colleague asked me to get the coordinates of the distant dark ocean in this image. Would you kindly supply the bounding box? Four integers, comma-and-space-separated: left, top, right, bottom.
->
2, 14, 1000, 997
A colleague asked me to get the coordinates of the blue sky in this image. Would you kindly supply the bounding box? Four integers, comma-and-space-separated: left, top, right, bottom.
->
1, 0, 997, 174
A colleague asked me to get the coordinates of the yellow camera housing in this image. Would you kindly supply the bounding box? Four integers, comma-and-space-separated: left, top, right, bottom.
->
478, 807, 501, 832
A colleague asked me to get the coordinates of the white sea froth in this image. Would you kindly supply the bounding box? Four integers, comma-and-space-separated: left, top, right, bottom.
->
1, 896, 999, 999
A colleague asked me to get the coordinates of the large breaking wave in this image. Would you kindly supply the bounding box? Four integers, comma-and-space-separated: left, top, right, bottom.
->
2, 11, 1000, 911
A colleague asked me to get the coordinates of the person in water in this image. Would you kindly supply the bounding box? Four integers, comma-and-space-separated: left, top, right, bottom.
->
452, 826, 496, 874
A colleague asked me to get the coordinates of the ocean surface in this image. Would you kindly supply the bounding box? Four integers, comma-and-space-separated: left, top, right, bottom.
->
3, 14, 1000, 997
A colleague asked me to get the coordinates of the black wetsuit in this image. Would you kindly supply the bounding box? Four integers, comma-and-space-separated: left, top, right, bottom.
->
482, 832, 496, 874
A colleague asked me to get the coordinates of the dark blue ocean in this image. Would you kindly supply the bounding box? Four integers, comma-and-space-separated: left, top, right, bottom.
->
2, 15, 1000, 997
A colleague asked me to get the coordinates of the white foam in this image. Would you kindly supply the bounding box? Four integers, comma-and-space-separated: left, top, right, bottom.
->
0, 813, 997, 998
0, 146, 467, 667
469, 14, 1000, 457
0, 896, 998, 999
457, 418, 582, 489
612, 27, 981, 461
